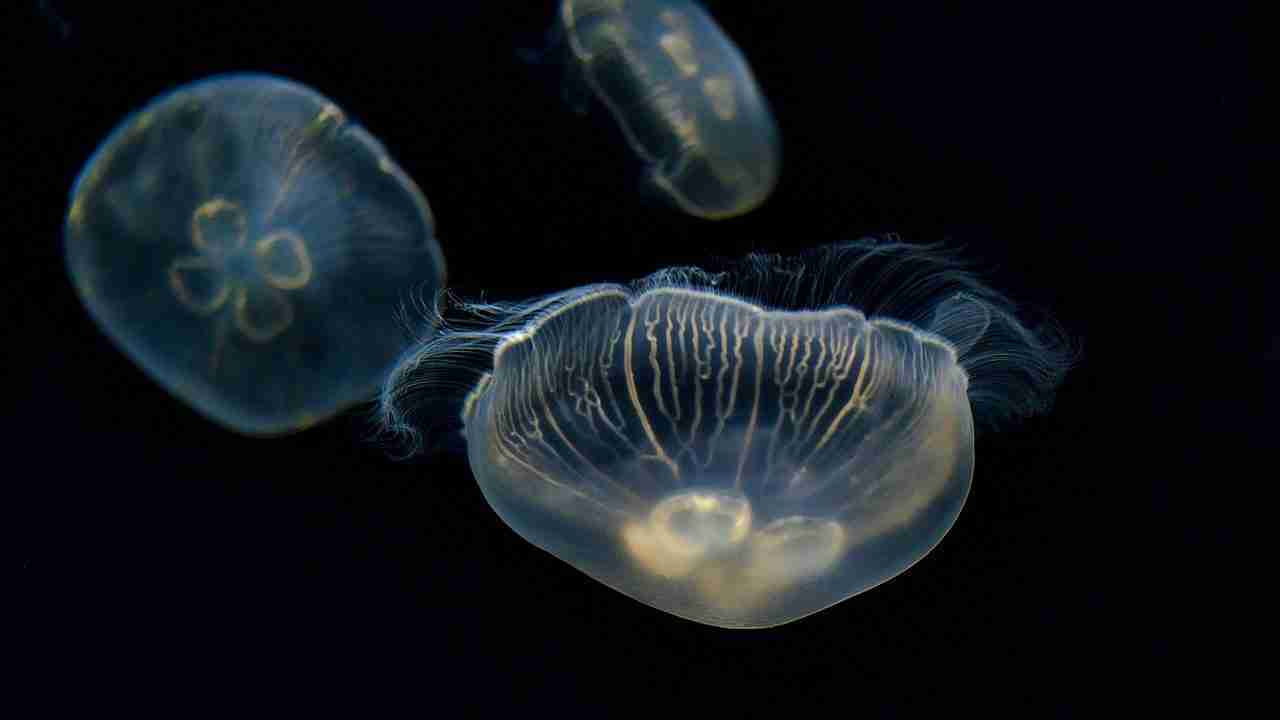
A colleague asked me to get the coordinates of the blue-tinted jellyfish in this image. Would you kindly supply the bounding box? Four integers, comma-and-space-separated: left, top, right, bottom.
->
379, 240, 1072, 628
543, 0, 781, 220
65, 74, 446, 436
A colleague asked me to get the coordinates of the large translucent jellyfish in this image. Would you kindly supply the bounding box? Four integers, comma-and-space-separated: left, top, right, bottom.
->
65, 74, 446, 436
550, 0, 781, 219
380, 240, 1072, 628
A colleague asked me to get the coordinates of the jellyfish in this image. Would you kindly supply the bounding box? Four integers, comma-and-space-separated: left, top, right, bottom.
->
379, 239, 1072, 628
536, 0, 781, 220
65, 73, 446, 436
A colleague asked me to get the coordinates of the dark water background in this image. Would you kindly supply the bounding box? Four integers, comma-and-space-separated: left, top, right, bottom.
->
9, 0, 1259, 713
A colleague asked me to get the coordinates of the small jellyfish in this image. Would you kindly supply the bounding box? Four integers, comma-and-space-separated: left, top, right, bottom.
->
547, 0, 781, 219
65, 74, 446, 435
379, 240, 1072, 628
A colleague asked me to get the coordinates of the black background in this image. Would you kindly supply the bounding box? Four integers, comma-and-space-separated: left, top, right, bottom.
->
10, 0, 1258, 714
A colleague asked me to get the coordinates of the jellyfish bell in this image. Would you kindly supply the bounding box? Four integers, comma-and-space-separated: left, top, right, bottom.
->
522, 0, 781, 220
380, 239, 1072, 628
65, 73, 446, 436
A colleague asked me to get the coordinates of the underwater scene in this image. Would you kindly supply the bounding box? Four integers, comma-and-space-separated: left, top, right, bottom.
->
14, 0, 1255, 714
